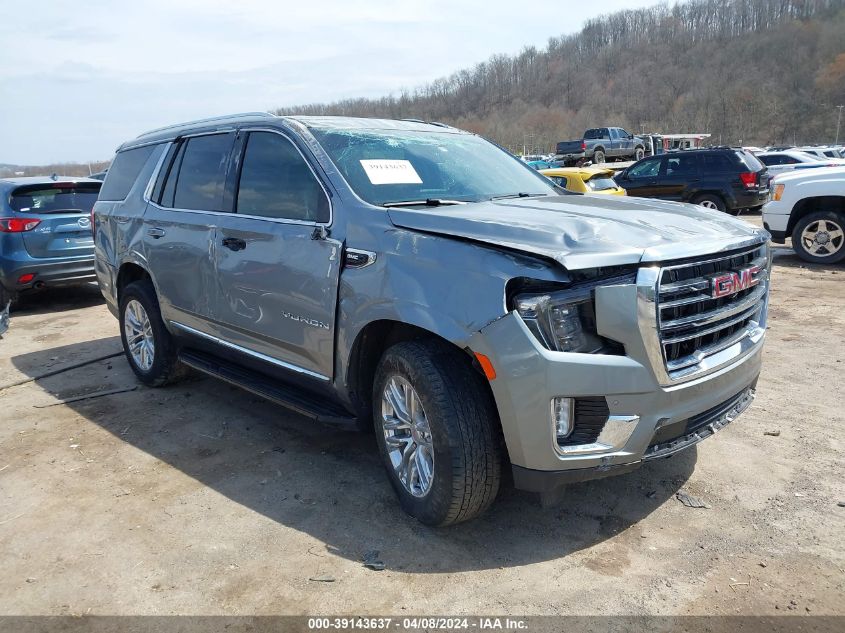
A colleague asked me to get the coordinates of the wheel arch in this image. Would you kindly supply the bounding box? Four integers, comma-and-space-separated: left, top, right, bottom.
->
689, 190, 729, 208
344, 318, 499, 436
116, 261, 152, 300
787, 196, 845, 235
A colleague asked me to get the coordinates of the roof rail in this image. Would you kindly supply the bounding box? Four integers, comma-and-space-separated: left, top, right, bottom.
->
136, 112, 275, 138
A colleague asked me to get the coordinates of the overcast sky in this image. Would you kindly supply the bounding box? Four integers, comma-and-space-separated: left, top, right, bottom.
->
0, 0, 656, 165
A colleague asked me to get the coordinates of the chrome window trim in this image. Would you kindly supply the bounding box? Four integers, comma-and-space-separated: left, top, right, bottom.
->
143, 142, 173, 201
169, 320, 329, 382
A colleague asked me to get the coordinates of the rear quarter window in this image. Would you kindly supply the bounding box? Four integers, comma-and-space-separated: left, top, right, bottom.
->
99, 145, 157, 201
736, 151, 765, 171
701, 153, 736, 171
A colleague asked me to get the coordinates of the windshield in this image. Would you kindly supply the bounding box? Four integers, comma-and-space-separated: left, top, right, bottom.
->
309, 127, 557, 206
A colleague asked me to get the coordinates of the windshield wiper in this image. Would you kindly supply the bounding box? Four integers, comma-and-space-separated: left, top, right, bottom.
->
382, 199, 467, 208
489, 193, 550, 201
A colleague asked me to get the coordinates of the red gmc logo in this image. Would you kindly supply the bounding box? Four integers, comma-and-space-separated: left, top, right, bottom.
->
710, 265, 761, 298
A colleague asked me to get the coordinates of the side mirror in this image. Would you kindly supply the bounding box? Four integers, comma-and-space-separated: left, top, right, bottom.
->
628, 133, 634, 140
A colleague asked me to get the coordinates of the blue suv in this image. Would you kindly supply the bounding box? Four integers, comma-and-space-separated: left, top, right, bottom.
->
0, 176, 101, 310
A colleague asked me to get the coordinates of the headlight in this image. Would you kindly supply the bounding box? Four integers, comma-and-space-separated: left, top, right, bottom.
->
514, 288, 605, 353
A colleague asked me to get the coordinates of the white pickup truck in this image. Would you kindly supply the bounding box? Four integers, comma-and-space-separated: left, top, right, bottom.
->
763, 167, 845, 264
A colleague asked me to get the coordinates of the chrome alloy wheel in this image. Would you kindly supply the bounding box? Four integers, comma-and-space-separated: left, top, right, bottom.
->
801, 218, 844, 258
698, 199, 719, 209
124, 299, 155, 371
381, 375, 435, 497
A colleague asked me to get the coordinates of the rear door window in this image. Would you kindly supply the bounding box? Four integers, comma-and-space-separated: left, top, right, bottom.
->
10, 182, 101, 214
235, 132, 329, 222
166, 133, 234, 211
98, 145, 157, 201
665, 153, 699, 176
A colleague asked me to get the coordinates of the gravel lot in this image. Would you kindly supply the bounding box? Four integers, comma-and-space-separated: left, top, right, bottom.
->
1, 217, 843, 617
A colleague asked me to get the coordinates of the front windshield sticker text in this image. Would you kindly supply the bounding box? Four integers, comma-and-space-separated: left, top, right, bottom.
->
360, 159, 423, 185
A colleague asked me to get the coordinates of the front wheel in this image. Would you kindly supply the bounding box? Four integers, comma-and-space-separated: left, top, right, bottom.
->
791, 211, 845, 264
373, 340, 502, 526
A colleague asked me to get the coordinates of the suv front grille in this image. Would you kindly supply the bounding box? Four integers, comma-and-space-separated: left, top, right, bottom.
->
656, 243, 769, 380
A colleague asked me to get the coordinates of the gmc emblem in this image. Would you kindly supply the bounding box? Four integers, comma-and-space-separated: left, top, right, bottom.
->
709, 265, 761, 298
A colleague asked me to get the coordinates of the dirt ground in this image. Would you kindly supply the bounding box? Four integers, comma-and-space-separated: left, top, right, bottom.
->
1, 216, 843, 617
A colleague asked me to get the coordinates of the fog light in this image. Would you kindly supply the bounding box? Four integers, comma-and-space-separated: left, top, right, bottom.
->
17, 273, 35, 284
551, 397, 574, 440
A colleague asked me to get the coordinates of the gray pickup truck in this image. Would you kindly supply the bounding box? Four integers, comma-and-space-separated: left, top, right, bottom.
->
94, 114, 770, 526
556, 127, 647, 165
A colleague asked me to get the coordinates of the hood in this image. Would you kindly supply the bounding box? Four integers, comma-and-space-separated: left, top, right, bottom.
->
772, 165, 845, 184
387, 195, 768, 270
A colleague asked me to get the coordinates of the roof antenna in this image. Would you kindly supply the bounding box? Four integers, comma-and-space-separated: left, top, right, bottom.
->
50, 173, 59, 181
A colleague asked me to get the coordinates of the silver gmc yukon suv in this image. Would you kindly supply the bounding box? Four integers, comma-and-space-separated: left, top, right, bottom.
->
93, 113, 770, 526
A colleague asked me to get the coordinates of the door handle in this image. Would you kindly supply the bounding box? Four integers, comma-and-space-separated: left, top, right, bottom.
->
222, 237, 247, 252
147, 227, 166, 239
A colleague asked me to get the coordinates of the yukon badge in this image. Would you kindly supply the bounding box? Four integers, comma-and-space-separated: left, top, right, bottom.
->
282, 311, 330, 330
709, 264, 761, 298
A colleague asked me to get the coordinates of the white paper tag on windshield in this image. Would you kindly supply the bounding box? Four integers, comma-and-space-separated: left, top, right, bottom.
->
360, 159, 422, 185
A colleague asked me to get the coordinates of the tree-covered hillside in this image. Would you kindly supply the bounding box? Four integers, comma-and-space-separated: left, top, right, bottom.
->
275, 0, 845, 153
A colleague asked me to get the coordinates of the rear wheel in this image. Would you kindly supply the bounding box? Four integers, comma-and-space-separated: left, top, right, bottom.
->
634, 146, 645, 161
593, 149, 606, 164
373, 340, 501, 526
791, 211, 845, 264
692, 194, 727, 212
119, 280, 186, 386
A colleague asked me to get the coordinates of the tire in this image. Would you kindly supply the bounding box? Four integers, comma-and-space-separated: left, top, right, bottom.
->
791, 210, 845, 264
119, 279, 186, 387
634, 146, 645, 161
372, 340, 502, 526
593, 149, 606, 164
692, 194, 727, 212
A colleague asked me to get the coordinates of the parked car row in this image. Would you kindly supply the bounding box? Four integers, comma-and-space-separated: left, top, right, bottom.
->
755, 149, 845, 175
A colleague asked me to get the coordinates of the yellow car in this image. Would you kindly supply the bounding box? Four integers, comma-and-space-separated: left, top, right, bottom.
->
539, 166, 626, 195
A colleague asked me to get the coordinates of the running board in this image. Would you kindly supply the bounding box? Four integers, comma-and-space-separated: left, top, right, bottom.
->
178, 349, 358, 428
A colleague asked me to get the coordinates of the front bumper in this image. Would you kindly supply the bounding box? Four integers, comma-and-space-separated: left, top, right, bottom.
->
469, 300, 764, 488
511, 383, 756, 492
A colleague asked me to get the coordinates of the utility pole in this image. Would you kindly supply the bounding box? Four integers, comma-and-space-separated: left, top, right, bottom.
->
836, 105, 844, 145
